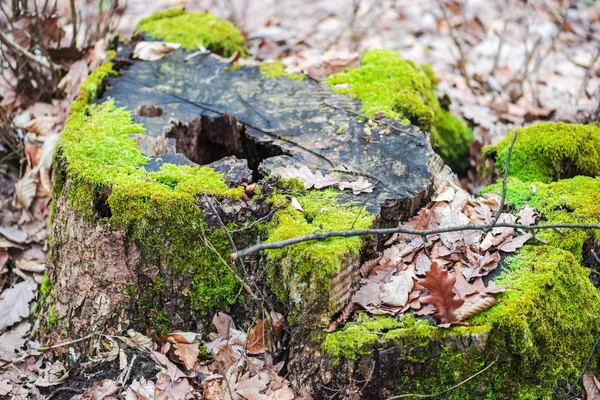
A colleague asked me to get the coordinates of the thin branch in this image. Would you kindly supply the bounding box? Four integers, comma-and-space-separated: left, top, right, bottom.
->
488, 130, 518, 231
200, 223, 259, 301
385, 358, 497, 399
568, 333, 600, 396
576, 43, 600, 105
435, 0, 471, 88
69, 0, 77, 48
38, 333, 96, 350
0, 29, 57, 70
232, 222, 600, 259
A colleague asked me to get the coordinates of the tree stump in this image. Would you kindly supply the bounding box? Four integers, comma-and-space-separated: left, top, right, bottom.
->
42, 41, 443, 342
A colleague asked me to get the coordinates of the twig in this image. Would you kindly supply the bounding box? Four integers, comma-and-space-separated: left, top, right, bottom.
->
435, 0, 471, 88
488, 130, 519, 231
118, 353, 137, 393
567, 333, 600, 396
491, 0, 515, 76
69, 0, 77, 48
0, 30, 57, 70
576, 44, 600, 105
200, 223, 259, 301
385, 358, 497, 399
232, 222, 600, 259
38, 333, 96, 350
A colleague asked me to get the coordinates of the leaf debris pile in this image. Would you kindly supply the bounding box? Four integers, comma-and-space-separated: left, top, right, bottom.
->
348, 180, 535, 326
0, 311, 307, 399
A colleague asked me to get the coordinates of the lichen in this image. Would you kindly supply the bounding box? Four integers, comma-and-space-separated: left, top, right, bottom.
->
53, 59, 246, 331
482, 175, 600, 262
259, 61, 304, 82
482, 122, 600, 183
265, 188, 373, 327
326, 49, 473, 173
135, 7, 245, 57
323, 246, 600, 398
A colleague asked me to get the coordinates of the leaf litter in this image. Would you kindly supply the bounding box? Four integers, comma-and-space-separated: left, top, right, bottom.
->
350, 181, 537, 326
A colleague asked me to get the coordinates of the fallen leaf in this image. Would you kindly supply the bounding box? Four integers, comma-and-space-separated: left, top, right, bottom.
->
517, 204, 537, 226
14, 170, 38, 211
336, 176, 374, 194
418, 262, 464, 324
0, 322, 30, 362
432, 185, 455, 202
213, 312, 234, 340
124, 378, 155, 400
290, 197, 304, 213
174, 343, 200, 370
583, 371, 600, 400
247, 319, 269, 355
498, 233, 532, 253
454, 293, 497, 321
380, 269, 415, 307
162, 331, 202, 344
0, 280, 37, 332
133, 41, 181, 61
0, 226, 28, 243
125, 329, 153, 350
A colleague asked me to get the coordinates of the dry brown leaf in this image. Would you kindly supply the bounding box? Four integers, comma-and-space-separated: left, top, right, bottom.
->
125, 329, 153, 350
498, 233, 532, 253
432, 185, 455, 202
174, 343, 200, 370
161, 331, 202, 344
583, 371, 600, 400
380, 268, 415, 307
14, 170, 38, 211
247, 319, 269, 355
133, 41, 181, 61
517, 204, 537, 226
213, 312, 234, 340
454, 294, 497, 321
0, 322, 30, 362
418, 262, 464, 324
290, 197, 304, 213
0, 280, 37, 332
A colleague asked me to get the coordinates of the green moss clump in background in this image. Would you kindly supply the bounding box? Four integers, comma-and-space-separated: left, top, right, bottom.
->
53, 59, 245, 331
482, 122, 600, 183
135, 7, 245, 57
482, 175, 600, 262
326, 49, 473, 173
324, 246, 600, 398
259, 61, 304, 82
265, 189, 373, 327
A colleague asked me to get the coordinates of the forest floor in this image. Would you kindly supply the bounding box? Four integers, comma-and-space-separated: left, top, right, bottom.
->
0, 0, 599, 398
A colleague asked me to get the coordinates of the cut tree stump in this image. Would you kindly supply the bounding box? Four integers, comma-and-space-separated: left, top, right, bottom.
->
42, 44, 443, 342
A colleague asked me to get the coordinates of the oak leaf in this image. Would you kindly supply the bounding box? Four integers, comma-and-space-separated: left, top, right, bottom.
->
418, 262, 464, 324
174, 343, 200, 370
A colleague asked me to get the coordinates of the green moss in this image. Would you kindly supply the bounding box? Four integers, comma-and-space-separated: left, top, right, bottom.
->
483, 122, 600, 183
48, 305, 57, 327
322, 315, 402, 364
40, 274, 51, 296
135, 7, 245, 57
324, 247, 600, 398
326, 49, 473, 173
259, 61, 304, 82
265, 189, 373, 327
482, 175, 600, 262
